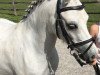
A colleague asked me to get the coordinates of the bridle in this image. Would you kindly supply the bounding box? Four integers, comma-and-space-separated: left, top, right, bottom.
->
56, 0, 96, 66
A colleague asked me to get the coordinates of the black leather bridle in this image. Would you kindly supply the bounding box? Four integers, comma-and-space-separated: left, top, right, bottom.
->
56, 0, 96, 66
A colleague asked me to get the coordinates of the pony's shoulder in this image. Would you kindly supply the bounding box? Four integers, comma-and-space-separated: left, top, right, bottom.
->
0, 18, 17, 41
0, 18, 16, 26
0, 18, 17, 31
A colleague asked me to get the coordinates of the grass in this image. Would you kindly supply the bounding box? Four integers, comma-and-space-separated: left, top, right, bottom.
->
82, 2, 100, 23
0, 0, 32, 22
81, 0, 100, 27
84, 3, 100, 27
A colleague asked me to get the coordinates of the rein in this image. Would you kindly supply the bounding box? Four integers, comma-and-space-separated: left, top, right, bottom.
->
56, 0, 96, 66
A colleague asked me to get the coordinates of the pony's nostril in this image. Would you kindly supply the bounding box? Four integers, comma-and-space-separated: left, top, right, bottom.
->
91, 55, 95, 59
86, 55, 96, 64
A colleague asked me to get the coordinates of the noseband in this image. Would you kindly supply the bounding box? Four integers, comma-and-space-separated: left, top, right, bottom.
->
56, 0, 96, 66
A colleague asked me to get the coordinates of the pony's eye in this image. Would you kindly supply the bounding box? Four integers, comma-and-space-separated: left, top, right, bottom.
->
66, 22, 78, 30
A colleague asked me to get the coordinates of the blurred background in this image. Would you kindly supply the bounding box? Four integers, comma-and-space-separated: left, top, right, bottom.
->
81, 0, 100, 28
0, 0, 32, 22
0, 0, 99, 29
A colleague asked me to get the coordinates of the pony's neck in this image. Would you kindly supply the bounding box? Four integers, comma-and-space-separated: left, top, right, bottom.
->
17, 0, 58, 52
17, 3, 48, 52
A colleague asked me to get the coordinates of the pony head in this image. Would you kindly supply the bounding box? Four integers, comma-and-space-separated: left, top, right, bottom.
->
48, 0, 98, 65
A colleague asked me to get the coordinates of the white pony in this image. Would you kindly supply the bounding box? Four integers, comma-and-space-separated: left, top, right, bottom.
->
0, 0, 98, 75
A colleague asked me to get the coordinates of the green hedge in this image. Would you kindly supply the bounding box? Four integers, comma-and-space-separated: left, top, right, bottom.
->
81, 0, 100, 27
0, 0, 32, 22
